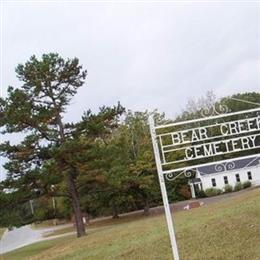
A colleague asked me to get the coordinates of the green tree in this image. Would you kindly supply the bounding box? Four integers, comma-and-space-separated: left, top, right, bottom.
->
0, 53, 88, 236
86, 110, 165, 217
121, 110, 162, 214
0, 53, 87, 236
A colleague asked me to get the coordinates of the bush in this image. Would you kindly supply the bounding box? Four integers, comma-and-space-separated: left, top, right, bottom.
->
234, 182, 242, 191
242, 181, 252, 189
224, 184, 233, 193
196, 190, 206, 198
204, 188, 222, 197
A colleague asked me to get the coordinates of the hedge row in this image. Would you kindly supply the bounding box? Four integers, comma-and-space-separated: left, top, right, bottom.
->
203, 181, 252, 197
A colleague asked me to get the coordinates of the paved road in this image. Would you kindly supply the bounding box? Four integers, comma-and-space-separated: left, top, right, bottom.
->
0, 225, 44, 254
0, 224, 72, 254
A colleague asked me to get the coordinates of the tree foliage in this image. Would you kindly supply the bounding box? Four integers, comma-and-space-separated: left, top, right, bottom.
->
0, 53, 259, 230
0, 53, 123, 235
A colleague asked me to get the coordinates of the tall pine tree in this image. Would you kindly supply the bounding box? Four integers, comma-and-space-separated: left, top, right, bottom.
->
0, 53, 88, 236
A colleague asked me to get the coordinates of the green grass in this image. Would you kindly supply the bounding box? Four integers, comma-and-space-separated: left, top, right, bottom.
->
44, 214, 155, 238
43, 226, 75, 237
32, 219, 68, 229
2, 236, 74, 260
2, 188, 260, 260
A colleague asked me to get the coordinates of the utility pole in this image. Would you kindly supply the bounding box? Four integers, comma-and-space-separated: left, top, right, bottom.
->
29, 200, 34, 215
51, 185, 57, 225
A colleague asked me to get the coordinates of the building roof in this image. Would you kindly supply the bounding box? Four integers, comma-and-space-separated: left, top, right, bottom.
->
189, 178, 202, 184
197, 156, 260, 176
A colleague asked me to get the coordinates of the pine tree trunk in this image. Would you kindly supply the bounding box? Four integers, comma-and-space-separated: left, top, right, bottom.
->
55, 111, 85, 237
67, 173, 86, 237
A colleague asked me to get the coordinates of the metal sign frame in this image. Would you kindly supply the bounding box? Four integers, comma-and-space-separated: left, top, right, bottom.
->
149, 102, 260, 260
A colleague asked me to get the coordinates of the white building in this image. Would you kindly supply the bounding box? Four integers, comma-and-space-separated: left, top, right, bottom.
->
189, 156, 260, 198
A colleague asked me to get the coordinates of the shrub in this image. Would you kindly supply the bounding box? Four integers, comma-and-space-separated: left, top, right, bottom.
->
196, 190, 206, 198
224, 184, 233, 193
234, 182, 242, 191
242, 181, 252, 189
204, 188, 222, 197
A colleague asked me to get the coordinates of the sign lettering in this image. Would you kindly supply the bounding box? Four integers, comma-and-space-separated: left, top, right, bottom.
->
155, 108, 260, 173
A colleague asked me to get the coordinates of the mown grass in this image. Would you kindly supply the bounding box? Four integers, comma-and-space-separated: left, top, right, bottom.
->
43, 226, 74, 237
2, 188, 260, 260
32, 219, 68, 229
1, 236, 74, 260
44, 214, 155, 238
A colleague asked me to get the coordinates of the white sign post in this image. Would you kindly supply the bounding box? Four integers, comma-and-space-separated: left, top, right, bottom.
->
149, 116, 180, 260
149, 102, 260, 260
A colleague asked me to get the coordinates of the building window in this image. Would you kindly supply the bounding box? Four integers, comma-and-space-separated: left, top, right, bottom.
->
247, 171, 252, 180
211, 178, 216, 187
224, 176, 228, 185
235, 174, 240, 182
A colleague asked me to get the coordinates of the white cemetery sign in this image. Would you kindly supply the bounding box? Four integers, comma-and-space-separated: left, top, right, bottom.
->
149, 102, 260, 260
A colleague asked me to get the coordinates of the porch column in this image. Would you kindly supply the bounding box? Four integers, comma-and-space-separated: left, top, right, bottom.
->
190, 183, 196, 199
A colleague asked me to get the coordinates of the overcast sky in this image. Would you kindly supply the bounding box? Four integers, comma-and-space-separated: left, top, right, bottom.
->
0, 1, 260, 180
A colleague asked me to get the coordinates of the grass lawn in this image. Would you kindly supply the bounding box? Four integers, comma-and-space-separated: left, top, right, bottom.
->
43, 226, 75, 237
32, 219, 69, 229
2, 188, 260, 260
